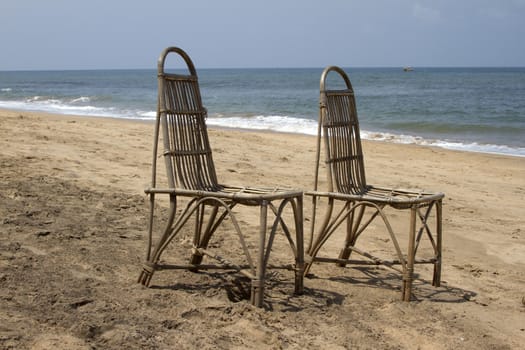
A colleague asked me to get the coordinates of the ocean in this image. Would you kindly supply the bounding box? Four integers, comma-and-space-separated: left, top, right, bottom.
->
1, 67, 524, 157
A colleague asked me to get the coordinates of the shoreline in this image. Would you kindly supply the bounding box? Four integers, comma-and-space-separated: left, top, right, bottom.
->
2, 107, 523, 159
1, 108, 525, 349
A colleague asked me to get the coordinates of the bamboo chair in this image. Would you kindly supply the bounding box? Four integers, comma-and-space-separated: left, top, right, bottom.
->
305, 66, 444, 301
137, 47, 304, 308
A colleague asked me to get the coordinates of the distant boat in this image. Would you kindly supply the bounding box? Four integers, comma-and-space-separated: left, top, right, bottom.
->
403, 66, 414, 72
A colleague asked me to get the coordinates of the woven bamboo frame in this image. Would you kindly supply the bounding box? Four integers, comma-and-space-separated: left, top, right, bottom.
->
138, 47, 304, 308
306, 66, 444, 301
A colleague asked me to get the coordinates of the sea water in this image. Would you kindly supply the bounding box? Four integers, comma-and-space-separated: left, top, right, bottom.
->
1, 67, 524, 157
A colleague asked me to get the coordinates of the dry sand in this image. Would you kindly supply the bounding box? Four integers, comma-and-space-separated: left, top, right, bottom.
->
1, 109, 524, 349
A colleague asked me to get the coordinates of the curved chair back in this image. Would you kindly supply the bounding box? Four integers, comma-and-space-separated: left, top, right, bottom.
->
316, 66, 367, 194
155, 47, 219, 191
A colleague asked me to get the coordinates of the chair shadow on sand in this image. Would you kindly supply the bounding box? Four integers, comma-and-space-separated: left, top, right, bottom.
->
306, 266, 476, 304
149, 262, 474, 310
148, 267, 347, 311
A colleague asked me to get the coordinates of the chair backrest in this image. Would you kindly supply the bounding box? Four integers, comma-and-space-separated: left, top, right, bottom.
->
315, 66, 367, 194
155, 47, 220, 191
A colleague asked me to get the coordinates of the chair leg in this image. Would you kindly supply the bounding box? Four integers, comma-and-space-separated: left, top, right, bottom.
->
337, 204, 364, 266
402, 205, 417, 301
337, 205, 355, 266
251, 201, 268, 307
294, 196, 305, 295
189, 204, 220, 268
266, 196, 305, 296
304, 198, 336, 275
189, 203, 204, 266
138, 193, 157, 286
433, 200, 443, 287
138, 262, 156, 286
138, 194, 177, 287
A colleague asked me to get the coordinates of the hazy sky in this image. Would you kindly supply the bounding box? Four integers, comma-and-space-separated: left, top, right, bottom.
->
2, 0, 524, 70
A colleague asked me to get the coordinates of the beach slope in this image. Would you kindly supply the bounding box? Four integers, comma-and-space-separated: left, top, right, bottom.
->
1, 110, 524, 349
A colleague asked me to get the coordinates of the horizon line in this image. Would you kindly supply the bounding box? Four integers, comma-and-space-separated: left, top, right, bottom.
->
2, 65, 525, 72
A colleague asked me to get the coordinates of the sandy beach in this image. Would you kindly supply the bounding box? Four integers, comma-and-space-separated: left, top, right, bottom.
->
1, 109, 524, 349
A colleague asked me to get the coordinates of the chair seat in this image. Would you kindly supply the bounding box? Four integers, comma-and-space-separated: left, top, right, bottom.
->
306, 186, 444, 209
146, 185, 303, 204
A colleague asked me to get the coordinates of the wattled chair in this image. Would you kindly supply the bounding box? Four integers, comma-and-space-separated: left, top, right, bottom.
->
138, 47, 304, 307
305, 66, 444, 301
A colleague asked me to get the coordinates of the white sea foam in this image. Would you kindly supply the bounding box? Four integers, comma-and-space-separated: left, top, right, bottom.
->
139, 111, 157, 119
70, 96, 91, 103
1, 88, 12, 92
0, 97, 115, 118
204, 114, 525, 157
1, 99, 523, 157
429, 140, 525, 157
206, 114, 318, 135
361, 130, 525, 157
